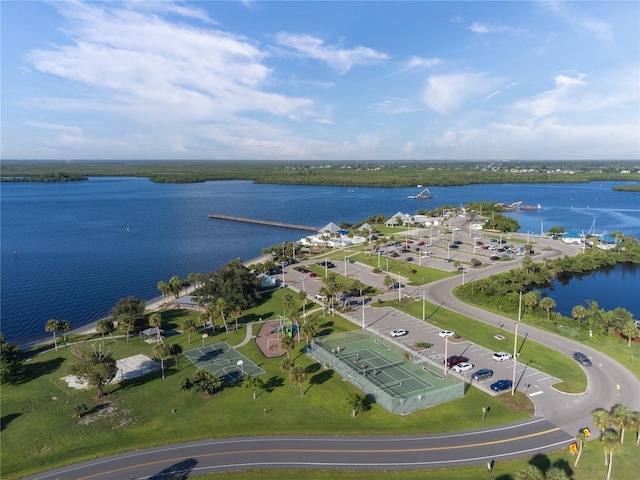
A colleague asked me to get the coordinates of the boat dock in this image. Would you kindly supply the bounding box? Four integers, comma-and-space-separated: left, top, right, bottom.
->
209, 213, 320, 232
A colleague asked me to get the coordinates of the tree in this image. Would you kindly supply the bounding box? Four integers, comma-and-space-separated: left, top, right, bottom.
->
383, 275, 395, 290
0, 334, 25, 384
152, 343, 171, 379
168, 343, 183, 366
58, 320, 71, 345
215, 297, 229, 333
599, 429, 621, 480
539, 297, 556, 320
111, 296, 145, 343
289, 365, 307, 397
620, 320, 639, 347
96, 319, 115, 344
280, 334, 295, 359
198, 312, 210, 332
523, 291, 540, 314
629, 411, 640, 446
243, 375, 264, 400
230, 307, 242, 331
183, 319, 197, 344
194, 259, 262, 312
515, 463, 543, 480
180, 370, 222, 396
148, 313, 164, 344
282, 294, 295, 320
545, 467, 570, 480
574, 430, 587, 467
157, 281, 170, 304
45, 319, 60, 351
300, 318, 319, 344
298, 290, 308, 317
610, 404, 633, 444
571, 305, 588, 322
280, 358, 294, 374
344, 392, 365, 417
593, 408, 612, 435
69, 343, 118, 398
169, 275, 184, 300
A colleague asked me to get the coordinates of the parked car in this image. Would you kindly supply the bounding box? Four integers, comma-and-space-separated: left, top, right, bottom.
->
390, 329, 408, 337
454, 240, 463, 245
492, 351, 513, 362
573, 352, 592, 367
449, 244, 459, 249
471, 368, 494, 381
452, 362, 474, 373
438, 330, 455, 337
404, 257, 414, 262
490, 379, 513, 392
446, 355, 469, 367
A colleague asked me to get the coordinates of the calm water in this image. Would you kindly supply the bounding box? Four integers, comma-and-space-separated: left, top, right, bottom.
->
2, 178, 639, 345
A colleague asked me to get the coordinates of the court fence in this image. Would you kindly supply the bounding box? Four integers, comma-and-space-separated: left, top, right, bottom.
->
306, 330, 464, 415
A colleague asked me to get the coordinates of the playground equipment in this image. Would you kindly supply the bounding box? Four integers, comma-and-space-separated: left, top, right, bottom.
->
270, 319, 299, 338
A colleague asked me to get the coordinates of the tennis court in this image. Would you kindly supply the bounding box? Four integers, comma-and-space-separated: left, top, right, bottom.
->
183, 342, 265, 386
308, 330, 464, 414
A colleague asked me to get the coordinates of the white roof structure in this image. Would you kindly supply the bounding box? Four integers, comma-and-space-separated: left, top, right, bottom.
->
319, 222, 341, 234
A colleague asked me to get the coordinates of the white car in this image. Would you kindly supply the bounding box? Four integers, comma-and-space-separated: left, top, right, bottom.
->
452, 362, 474, 373
493, 351, 513, 362
390, 329, 408, 337
438, 330, 455, 338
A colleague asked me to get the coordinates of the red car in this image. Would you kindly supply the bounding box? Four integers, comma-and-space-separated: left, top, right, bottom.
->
446, 355, 469, 367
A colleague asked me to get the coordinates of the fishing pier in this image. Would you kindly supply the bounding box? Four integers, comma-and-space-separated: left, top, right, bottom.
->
209, 213, 320, 232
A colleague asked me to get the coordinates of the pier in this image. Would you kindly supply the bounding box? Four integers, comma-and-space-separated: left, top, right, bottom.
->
209, 213, 320, 232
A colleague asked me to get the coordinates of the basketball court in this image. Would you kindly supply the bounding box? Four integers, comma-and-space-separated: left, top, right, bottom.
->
183, 342, 265, 386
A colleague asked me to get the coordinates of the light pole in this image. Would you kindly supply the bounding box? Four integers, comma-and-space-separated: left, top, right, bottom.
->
512, 291, 522, 396
237, 359, 244, 377
462, 269, 465, 285
422, 290, 425, 322
443, 335, 449, 377
361, 296, 365, 330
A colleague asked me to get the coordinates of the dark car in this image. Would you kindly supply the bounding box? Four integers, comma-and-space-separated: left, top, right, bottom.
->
490, 379, 513, 392
446, 355, 469, 367
449, 244, 459, 249
404, 257, 414, 262
471, 368, 494, 381
573, 352, 592, 367
454, 240, 463, 245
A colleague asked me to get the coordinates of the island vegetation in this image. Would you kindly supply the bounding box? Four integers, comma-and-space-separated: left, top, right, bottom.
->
1, 160, 639, 186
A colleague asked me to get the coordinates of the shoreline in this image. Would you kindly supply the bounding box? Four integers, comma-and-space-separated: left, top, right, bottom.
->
21, 253, 273, 350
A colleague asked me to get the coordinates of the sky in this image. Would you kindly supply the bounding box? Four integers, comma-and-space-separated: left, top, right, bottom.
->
1, 1, 639, 161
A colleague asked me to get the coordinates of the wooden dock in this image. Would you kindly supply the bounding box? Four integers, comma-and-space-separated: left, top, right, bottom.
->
209, 213, 320, 232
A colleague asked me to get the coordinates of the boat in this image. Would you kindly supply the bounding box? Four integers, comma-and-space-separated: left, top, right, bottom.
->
408, 187, 433, 199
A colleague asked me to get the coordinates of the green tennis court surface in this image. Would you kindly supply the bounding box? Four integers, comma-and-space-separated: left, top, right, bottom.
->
308, 330, 464, 414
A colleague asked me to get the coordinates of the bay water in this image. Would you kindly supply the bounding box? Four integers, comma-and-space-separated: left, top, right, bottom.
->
2, 178, 639, 345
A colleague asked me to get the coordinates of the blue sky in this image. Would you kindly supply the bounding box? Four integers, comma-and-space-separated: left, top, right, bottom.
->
1, 1, 638, 161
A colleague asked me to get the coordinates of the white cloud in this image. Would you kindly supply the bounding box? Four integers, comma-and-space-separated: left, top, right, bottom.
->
540, 1, 613, 43
515, 72, 587, 119
368, 97, 418, 115
483, 81, 520, 102
275, 32, 388, 74
422, 72, 500, 114
469, 22, 526, 35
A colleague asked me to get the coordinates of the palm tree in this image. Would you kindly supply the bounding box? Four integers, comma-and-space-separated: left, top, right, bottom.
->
621, 320, 639, 347
289, 365, 307, 397
157, 281, 170, 305
118, 315, 136, 343
610, 404, 633, 444
571, 305, 588, 322
199, 311, 210, 332
230, 307, 242, 331
523, 291, 540, 314
183, 318, 197, 344
593, 408, 612, 435
45, 319, 60, 351
243, 375, 264, 399
168, 343, 183, 366
300, 318, 318, 344
351, 279, 365, 298
280, 358, 294, 374
344, 392, 365, 417
599, 429, 621, 480
574, 430, 587, 467
630, 411, 640, 446
148, 313, 163, 344
539, 297, 556, 320
282, 294, 295, 321
215, 298, 229, 333
58, 320, 71, 345
96, 319, 115, 344
383, 275, 395, 291
298, 290, 308, 317
280, 334, 295, 359
152, 343, 171, 379
169, 275, 183, 301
